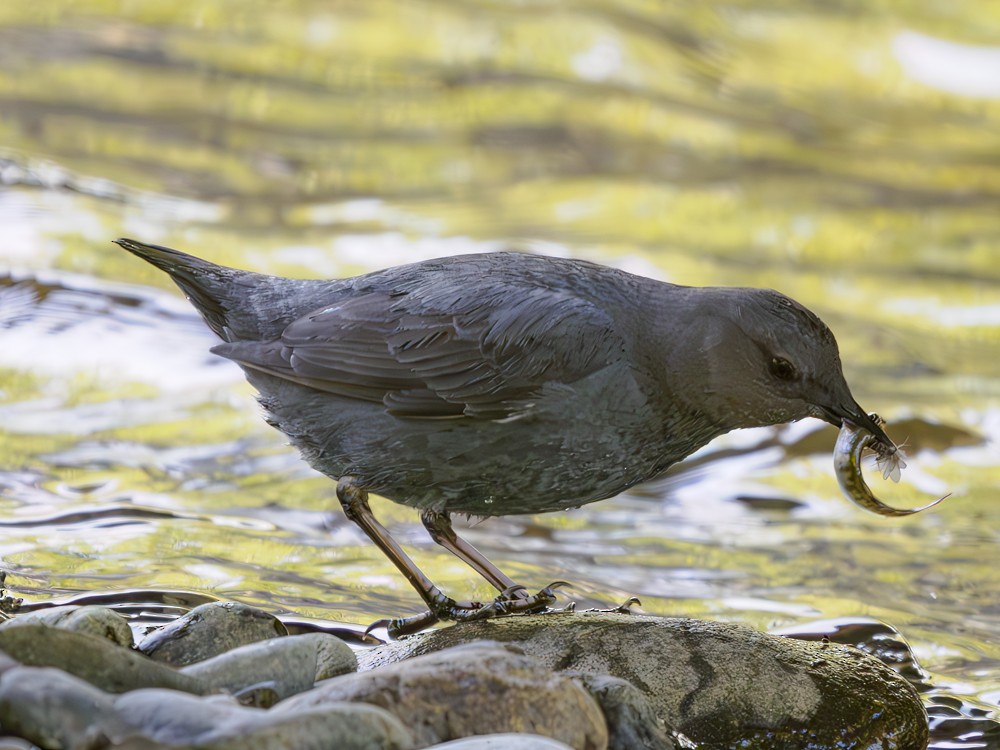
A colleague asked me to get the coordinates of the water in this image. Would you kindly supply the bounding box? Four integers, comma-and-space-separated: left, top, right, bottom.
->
1, 2, 998, 746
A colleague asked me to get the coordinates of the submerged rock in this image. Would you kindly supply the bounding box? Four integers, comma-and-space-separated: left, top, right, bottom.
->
358, 611, 929, 750
137, 601, 286, 666
277, 641, 609, 750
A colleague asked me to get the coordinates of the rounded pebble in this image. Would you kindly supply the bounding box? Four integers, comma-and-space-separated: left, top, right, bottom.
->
424, 734, 576, 749
0, 666, 118, 749
0, 624, 206, 695
277, 642, 608, 749
138, 601, 287, 666
0, 605, 134, 648
180, 632, 356, 704
112, 688, 414, 749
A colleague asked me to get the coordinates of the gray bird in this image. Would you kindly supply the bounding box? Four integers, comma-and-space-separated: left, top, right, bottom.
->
115, 238, 891, 636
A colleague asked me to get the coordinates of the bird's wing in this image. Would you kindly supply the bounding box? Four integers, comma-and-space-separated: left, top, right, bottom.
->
214, 282, 624, 420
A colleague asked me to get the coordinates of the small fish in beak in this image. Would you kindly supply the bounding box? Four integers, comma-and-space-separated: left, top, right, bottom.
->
833, 413, 948, 516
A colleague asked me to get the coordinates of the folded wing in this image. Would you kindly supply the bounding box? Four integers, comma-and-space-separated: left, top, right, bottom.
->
214, 281, 623, 420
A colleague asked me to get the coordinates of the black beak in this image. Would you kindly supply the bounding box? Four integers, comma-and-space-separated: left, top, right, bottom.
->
815, 399, 894, 449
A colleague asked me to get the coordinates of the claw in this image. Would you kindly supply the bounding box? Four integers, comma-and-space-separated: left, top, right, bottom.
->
372, 580, 577, 639
498, 584, 528, 600
364, 617, 393, 639
581, 596, 642, 615
538, 580, 572, 597
613, 596, 642, 613
386, 610, 443, 639
366, 608, 449, 639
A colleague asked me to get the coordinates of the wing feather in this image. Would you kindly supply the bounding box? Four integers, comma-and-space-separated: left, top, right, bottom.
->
214, 278, 624, 420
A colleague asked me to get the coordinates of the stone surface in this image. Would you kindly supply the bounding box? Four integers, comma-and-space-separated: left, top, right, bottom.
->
0, 648, 18, 676
111, 688, 414, 750
357, 611, 929, 750
0, 665, 120, 750
0, 605, 134, 648
179, 632, 357, 705
425, 735, 577, 749
573, 673, 675, 750
0, 605, 930, 750
0, 624, 206, 695
137, 601, 286, 666
0, 668, 414, 750
279, 641, 609, 750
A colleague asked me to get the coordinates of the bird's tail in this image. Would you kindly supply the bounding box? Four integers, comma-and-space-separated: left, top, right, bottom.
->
114, 238, 243, 340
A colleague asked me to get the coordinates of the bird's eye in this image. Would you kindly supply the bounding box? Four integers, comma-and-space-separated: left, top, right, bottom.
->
769, 357, 797, 381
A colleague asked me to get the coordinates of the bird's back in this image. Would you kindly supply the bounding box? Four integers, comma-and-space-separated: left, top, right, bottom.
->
117, 240, 719, 513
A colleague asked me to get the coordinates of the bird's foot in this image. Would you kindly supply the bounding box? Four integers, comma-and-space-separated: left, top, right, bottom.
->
366, 609, 442, 639
491, 580, 572, 615
583, 596, 642, 614
366, 581, 573, 639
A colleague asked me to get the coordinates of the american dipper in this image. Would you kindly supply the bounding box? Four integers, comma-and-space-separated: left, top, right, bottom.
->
115, 238, 892, 636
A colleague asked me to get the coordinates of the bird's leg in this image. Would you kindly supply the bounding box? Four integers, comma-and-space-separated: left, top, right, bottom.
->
419, 509, 518, 593
337, 478, 459, 620
338, 480, 571, 638
339, 477, 531, 638
420, 509, 569, 615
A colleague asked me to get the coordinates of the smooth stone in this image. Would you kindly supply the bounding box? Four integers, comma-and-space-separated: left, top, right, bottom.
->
0, 668, 413, 750
0, 665, 122, 749
0, 740, 36, 750
0, 649, 18, 675
572, 673, 675, 750
424, 735, 576, 749
113, 690, 248, 743
138, 601, 287, 667
277, 642, 608, 750
0, 605, 134, 647
180, 632, 357, 705
0, 624, 207, 695
357, 611, 929, 750
111, 688, 414, 749
191, 704, 414, 750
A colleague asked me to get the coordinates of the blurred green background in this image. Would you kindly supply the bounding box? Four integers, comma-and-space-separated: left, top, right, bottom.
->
1, 1, 998, 741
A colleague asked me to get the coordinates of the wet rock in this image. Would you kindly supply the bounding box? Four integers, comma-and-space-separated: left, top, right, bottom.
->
110, 688, 414, 749
0, 739, 36, 750
358, 611, 929, 750
0, 605, 134, 647
0, 665, 121, 749
0, 667, 413, 750
179, 632, 357, 705
0, 624, 206, 694
277, 641, 608, 750
424, 735, 576, 749
96, 740, 176, 750
573, 673, 675, 750
137, 601, 286, 667
0, 648, 18, 675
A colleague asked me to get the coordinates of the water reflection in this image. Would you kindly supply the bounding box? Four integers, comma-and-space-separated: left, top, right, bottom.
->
1, 1, 999, 746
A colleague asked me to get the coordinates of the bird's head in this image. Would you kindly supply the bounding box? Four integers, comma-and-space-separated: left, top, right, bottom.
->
682, 287, 892, 447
